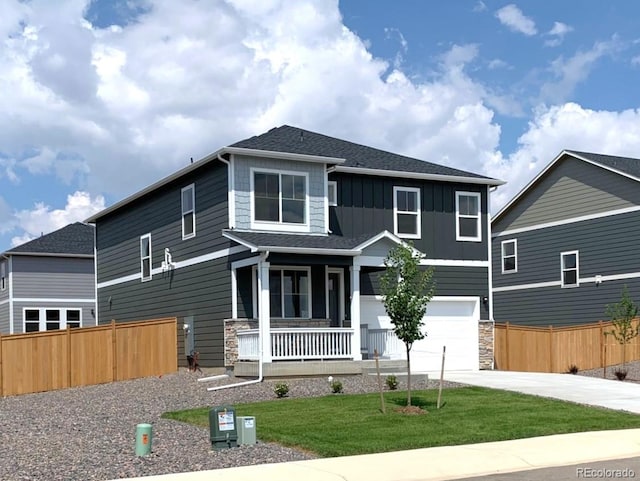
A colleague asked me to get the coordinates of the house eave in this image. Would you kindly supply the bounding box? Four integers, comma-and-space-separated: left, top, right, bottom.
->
222, 231, 360, 256
223, 147, 346, 165
333, 166, 504, 186
2, 251, 94, 259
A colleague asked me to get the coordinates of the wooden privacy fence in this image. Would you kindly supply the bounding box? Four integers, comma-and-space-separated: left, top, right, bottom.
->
495, 319, 640, 373
0, 318, 177, 396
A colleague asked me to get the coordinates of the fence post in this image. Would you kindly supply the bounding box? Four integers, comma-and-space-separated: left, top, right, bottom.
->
67, 326, 72, 388
548, 325, 553, 373
599, 321, 604, 368
505, 322, 510, 371
111, 319, 117, 382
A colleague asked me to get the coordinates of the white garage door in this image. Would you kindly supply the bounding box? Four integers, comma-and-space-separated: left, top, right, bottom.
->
360, 296, 480, 372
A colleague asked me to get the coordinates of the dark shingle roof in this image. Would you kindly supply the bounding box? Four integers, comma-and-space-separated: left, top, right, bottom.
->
232, 125, 498, 181
224, 230, 383, 251
566, 150, 640, 178
5, 222, 94, 256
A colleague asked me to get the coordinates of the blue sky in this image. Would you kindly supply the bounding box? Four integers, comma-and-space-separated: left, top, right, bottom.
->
2, 0, 640, 250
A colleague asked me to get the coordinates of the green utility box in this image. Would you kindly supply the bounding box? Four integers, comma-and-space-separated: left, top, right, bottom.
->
237, 416, 257, 445
209, 405, 238, 450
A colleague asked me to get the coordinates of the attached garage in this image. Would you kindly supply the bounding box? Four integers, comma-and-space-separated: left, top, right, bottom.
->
360, 295, 481, 371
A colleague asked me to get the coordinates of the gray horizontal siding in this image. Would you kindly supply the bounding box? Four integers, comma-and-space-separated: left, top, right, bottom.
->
330, 173, 488, 261
97, 257, 231, 367
12, 302, 96, 333
0, 303, 8, 333
493, 210, 640, 288
96, 161, 229, 283
495, 155, 640, 233
494, 278, 640, 327
12, 257, 94, 299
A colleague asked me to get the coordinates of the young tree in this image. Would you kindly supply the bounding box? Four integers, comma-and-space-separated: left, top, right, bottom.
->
606, 286, 639, 369
380, 243, 435, 406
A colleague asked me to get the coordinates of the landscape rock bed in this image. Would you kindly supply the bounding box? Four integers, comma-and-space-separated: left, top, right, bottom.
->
0, 370, 460, 480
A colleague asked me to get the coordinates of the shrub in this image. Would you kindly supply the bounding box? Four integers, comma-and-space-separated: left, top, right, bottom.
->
614, 369, 628, 381
274, 382, 289, 398
330, 380, 343, 394
567, 364, 579, 375
386, 375, 399, 390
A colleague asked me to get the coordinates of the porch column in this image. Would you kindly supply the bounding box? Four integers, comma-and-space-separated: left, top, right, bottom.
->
258, 259, 272, 362
350, 262, 362, 360
231, 267, 238, 319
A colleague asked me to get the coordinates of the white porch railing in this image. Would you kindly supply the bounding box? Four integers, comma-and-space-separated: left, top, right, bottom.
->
237, 327, 401, 361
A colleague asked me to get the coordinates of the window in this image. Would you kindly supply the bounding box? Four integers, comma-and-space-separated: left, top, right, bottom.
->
501, 239, 517, 273
561, 251, 579, 287
0, 261, 5, 290
140, 234, 152, 281
393, 186, 421, 239
23, 308, 82, 332
327, 181, 337, 206
252, 170, 308, 229
181, 184, 195, 239
268, 268, 310, 318
456, 192, 482, 241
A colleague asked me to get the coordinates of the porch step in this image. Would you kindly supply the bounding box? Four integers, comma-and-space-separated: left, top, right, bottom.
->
360, 359, 407, 375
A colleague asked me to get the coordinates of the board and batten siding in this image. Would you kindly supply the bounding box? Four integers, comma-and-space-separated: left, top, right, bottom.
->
494, 155, 640, 233
330, 173, 489, 261
233, 154, 326, 233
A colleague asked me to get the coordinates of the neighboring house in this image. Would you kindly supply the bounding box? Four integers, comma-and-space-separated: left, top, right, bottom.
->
0, 222, 96, 334
86, 125, 503, 372
492, 150, 640, 327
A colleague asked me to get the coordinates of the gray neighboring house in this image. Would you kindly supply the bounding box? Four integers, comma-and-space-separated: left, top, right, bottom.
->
87, 125, 504, 371
0, 222, 96, 334
492, 150, 640, 327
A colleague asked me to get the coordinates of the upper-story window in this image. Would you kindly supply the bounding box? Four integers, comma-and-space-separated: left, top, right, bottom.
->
140, 234, 152, 282
561, 251, 579, 288
252, 169, 308, 232
0, 261, 6, 290
181, 184, 196, 239
456, 191, 482, 242
328, 181, 337, 207
393, 186, 421, 239
501, 239, 517, 274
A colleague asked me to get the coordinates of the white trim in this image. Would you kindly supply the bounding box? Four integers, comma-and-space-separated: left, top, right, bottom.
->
494, 270, 640, 293
140, 233, 152, 282
350, 261, 362, 360
561, 250, 580, 288
327, 180, 337, 207
353, 230, 406, 251
334, 165, 503, 186
493, 150, 640, 224
2, 252, 94, 259
326, 267, 345, 326
492, 205, 640, 238
224, 146, 345, 165
8, 256, 13, 334
181, 184, 196, 240
0, 260, 6, 291
501, 239, 517, 274
14, 298, 94, 303
0, 299, 9, 306
456, 191, 482, 242
393, 186, 421, 239
486, 185, 494, 322
268, 266, 313, 319
250, 167, 310, 233
228, 155, 236, 229
93, 236, 98, 323
97, 245, 249, 289
252, 265, 257, 320
231, 255, 261, 270
494, 280, 562, 292
222, 231, 360, 256
22, 306, 83, 332
231, 267, 238, 319
358, 255, 489, 268
324, 171, 330, 233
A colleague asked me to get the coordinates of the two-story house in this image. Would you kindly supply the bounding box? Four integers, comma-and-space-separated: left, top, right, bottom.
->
87, 126, 503, 373
492, 150, 640, 327
0, 222, 96, 334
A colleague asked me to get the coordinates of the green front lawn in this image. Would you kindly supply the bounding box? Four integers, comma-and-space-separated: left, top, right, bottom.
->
163, 387, 640, 457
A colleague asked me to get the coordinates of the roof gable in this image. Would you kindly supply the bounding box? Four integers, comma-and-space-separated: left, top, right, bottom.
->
4, 222, 94, 257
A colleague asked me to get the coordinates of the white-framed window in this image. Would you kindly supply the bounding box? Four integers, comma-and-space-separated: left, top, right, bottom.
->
456, 191, 482, 242
181, 184, 196, 239
23, 308, 82, 333
561, 251, 579, 288
501, 239, 517, 274
327, 181, 337, 207
393, 186, 421, 239
267, 267, 311, 319
140, 234, 152, 281
251, 168, 309, 232
0, 261, 5, 290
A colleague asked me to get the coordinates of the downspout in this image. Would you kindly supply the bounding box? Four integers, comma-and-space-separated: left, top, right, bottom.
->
206, 250, 268, 391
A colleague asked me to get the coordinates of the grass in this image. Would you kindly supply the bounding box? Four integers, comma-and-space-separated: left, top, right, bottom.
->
162, 387, 640, 457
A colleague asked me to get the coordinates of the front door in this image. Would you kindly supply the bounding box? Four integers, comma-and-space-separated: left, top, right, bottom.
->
327, 270, 343, 327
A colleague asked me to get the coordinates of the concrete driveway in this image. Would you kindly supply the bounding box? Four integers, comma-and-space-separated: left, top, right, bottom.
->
441, 370, 640, 414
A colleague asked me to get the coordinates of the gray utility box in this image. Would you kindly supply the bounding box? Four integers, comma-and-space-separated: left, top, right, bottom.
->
209, 405, 238, 450
237, 416, 257, 445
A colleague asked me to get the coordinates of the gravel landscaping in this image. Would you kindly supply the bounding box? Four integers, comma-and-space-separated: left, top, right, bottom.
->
578, 359, 640, 383
0, 370, 458, 481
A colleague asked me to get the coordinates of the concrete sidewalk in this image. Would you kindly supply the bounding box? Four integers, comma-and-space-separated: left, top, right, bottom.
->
116, 429, 640, 481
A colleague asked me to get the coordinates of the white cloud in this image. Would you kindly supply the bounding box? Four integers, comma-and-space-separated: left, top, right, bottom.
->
632, 55, 640, 67
473, 1, 487, 13
545, 21, 574, 47
10, 191, 104, 246
384, 27, 408, 69
487, 58, 509, 70
495, 4, 537, 36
